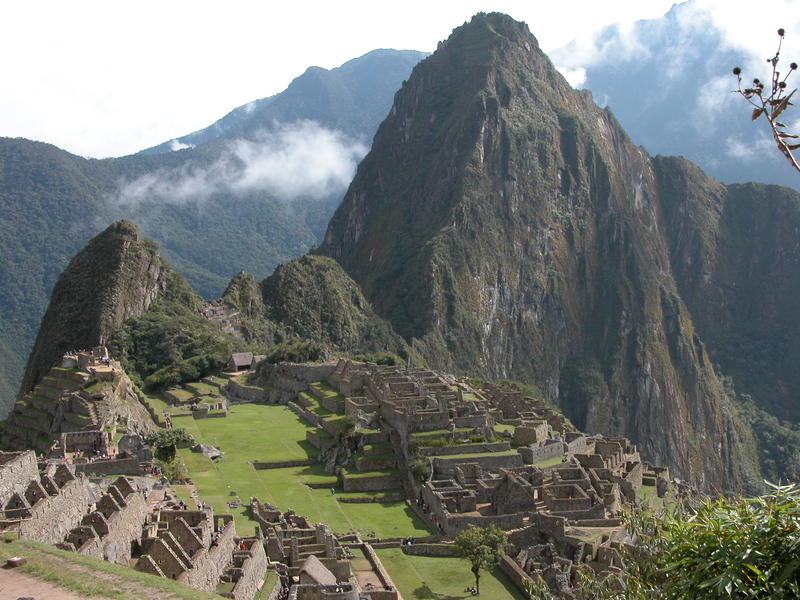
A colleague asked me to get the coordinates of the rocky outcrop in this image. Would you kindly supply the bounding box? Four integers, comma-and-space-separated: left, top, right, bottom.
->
19, 221, 191, 395
320, 13, 767, 491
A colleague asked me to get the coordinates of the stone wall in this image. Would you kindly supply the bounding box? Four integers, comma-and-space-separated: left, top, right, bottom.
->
362, 542, 400, 600
418, 441, 510, 457
401, 543, 456, 557
18, 477, 93, 545
252, 459, 315, 470
74, 457, 142, 476
499, 552, 534, 594
341, 473, 402, 492
0, 451, 38, 503
230, 538, 267, 600
444, 512, 525, 536
433, 452, 522, 478
226, 380, 270, 404
519, 441, 566, 465
287, 402, 323, 428
182, 520, 238, 591
101, 485, 149, 564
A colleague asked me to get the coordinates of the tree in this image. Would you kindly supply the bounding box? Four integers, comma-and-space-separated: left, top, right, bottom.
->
144, 428, 194, 463
733, 28, 800, 173
453, 524, 508, 594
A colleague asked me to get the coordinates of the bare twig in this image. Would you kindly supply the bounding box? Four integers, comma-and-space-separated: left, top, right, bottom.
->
733, 28, 800, 174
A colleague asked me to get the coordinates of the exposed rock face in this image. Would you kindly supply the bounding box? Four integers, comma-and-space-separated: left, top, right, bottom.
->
656, 161, 800, 423
320, 13, 770, 491
19, 221, 180, 395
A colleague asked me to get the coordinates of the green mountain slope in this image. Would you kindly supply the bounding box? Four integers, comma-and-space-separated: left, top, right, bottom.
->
319, 12, 785, 491
0, 49, 423, 415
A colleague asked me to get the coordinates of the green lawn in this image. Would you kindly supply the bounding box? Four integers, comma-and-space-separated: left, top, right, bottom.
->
439, 450, 520, 460
167, 387, 194, 402
185, 381, 220, 396
310, 381, 343, 399
178, 403, 430, 538
376, 548, 526, 599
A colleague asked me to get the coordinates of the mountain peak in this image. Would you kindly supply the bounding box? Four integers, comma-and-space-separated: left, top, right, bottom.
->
18, 221, 184, 395
319, 12, 762, 491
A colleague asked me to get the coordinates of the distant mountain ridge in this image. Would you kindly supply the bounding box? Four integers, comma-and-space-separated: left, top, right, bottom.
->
139, 49, 427, 153
0, 49, 425, 416
550, 0, 800, 190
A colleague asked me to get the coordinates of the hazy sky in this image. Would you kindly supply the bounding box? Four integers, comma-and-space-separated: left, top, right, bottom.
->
2, 0, 798, 158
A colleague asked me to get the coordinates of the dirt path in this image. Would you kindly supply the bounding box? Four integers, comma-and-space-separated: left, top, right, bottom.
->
0, 568, 104, 600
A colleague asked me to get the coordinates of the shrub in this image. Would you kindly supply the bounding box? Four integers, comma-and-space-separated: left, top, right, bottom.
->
266, 340, 327, 364
410, 458, 431, 483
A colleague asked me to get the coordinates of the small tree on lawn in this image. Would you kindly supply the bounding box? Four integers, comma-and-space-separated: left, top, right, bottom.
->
145, 428, 194, 463
454, 524, 508, 594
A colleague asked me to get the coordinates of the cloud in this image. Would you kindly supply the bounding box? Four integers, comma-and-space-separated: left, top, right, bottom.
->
114, 120, 368, 206
169, 139, 194, 151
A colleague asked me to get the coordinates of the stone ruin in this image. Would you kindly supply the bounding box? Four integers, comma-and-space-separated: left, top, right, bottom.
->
1, 346, 157, 462
0, 449, 267, 600
251, 498, 400, 600
293, 359, 675, 597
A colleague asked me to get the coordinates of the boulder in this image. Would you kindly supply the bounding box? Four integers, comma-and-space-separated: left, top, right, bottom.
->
192, 443, 222, 459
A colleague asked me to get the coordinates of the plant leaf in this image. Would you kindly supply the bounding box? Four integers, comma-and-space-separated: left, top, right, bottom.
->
752, 107, 764, 120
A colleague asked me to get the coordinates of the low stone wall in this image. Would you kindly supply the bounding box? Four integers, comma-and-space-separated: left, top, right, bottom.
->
287, 401, 323, 428
341, 473, 402, 492
74, 457, 142, 476
452, 415, 486, 428
419, 441, 510, 457
444, 512, 525, 536
252, 459, 315, 470
401, 543, 456, 557
226, 380, 269, 404
337, 492, 405, 504
193, 411, 228, 420
433, 452, 522, 477
306, 429, 336, 451
499, 552, 534, 595
362, 542, 400, 600
574, 518, 623, 527
519, 440, 565, 465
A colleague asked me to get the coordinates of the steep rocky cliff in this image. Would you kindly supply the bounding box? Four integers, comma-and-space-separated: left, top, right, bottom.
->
19, 221, 191, 395
320, 13, 769, 491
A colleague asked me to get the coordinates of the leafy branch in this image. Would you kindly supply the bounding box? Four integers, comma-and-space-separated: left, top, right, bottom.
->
733, 28, 799, 173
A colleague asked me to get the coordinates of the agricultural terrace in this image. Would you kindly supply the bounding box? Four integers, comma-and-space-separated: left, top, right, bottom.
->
176, 403, 429, 538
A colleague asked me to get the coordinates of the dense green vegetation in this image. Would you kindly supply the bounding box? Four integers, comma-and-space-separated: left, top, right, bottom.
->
590, 483, 800, 599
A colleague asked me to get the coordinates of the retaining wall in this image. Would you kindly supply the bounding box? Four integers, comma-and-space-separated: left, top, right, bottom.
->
401, 543, 456, 557
74, 457, 142, 476
0, 451, 38, 503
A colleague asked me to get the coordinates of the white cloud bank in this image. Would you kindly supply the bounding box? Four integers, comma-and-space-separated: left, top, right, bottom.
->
115, 121, 367, 205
